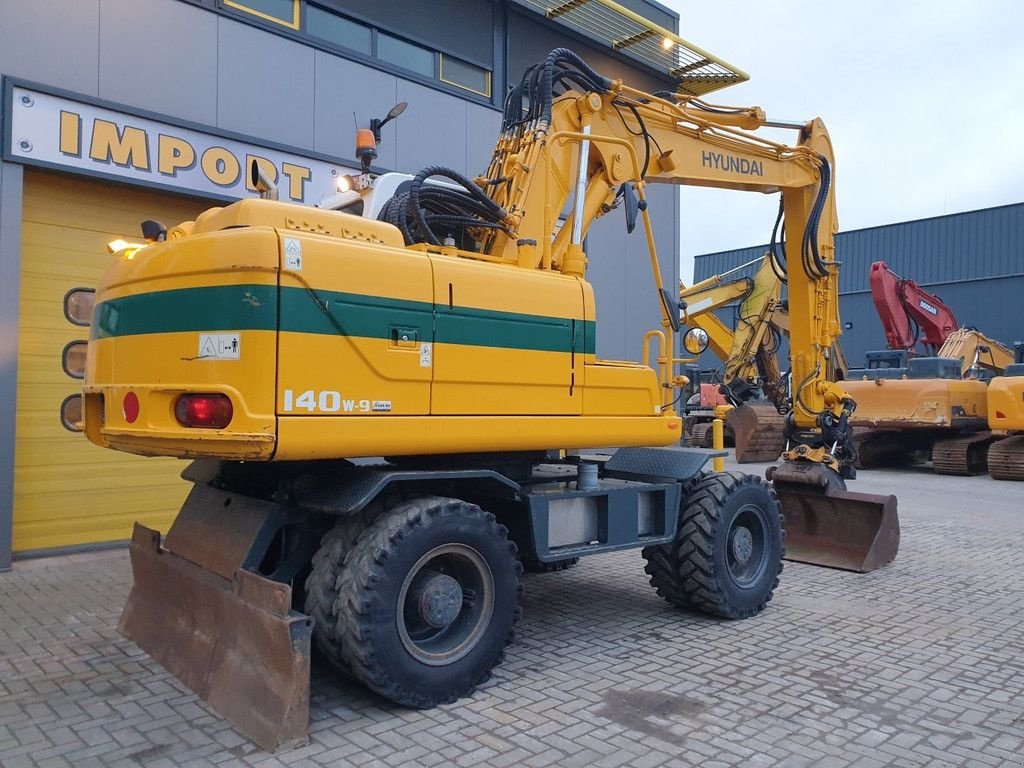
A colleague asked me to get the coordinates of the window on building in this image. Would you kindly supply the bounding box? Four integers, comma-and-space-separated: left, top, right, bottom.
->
60, 394, 83, 432
378, 33, 435, 78
64, 288, 95, 326
306, 4, 371, 54
440, 55, 491, 97
223, 0, 299, 29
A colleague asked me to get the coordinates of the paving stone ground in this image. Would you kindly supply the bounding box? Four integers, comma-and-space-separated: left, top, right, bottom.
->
1, 459, 1023, 767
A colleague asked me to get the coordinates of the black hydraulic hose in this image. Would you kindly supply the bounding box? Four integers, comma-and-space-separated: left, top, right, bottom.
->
540, 48, 612, 125
768, 196, 787, 282
408, 167, 508, 246
801, 155, 831, 279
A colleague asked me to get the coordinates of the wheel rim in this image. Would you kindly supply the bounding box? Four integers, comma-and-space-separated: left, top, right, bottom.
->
397, 543, 494, 666
726, 504, 770, 589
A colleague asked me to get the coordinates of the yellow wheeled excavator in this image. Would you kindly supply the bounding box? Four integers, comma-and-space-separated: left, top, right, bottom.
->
83, 50, 898, 749
984, 342, 1024, 480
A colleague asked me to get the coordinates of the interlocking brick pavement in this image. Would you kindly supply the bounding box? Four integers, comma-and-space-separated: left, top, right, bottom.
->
2, 460, 1023, 767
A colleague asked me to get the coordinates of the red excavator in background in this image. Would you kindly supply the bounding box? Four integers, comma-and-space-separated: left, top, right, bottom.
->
869, 260, 957, 355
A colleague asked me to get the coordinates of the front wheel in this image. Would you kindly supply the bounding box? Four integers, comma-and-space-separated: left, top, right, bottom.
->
643, 472, 784, 619
330, 496, 523, 707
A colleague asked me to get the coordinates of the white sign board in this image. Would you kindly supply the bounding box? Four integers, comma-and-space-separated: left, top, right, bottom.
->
5, 86, 358, 204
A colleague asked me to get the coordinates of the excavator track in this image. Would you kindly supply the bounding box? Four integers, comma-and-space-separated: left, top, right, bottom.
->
688, 422, 714, 448
987, 435, 1024, 481
727, 403, 786, 463
931, 431, 999, 476
853, 430, 919, 469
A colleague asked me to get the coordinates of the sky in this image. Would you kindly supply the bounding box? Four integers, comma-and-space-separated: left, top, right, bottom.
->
659, 1, 1024, 281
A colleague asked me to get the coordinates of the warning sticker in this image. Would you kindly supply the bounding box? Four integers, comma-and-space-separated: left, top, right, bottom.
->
197, 333, 241, 360
283, 238, 303, 271
419, 342, 432, 368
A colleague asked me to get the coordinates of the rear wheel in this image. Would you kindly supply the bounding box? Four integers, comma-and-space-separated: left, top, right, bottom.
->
305, 505, 382, 677
330, 496, 522, 707
643, 472, 784, 619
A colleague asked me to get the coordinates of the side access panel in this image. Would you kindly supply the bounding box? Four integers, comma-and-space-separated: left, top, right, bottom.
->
430, 255, 585, 415
277, 232, 434, 419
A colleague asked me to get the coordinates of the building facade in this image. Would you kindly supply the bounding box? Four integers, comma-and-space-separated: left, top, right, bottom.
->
692, 202, 1024, 371
0, 0, 726, 566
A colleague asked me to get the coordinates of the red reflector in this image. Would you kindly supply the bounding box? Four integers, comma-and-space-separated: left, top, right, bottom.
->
174, 394, 233, 429
995, 411, 1007, 420
123, 391, 140, 424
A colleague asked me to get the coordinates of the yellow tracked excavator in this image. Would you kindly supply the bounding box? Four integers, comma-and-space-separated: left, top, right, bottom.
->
847, 328, 1016, 475
82, 50, 899, 748
986, 343, 1024, 480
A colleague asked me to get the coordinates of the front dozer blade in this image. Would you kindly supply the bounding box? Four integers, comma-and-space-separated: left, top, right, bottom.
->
727, 403, 786, 463
767, 462, 899, 573
119, 484, 314, 752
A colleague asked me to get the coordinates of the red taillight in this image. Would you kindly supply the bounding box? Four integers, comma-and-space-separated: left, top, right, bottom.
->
123, 391, 140, 424
174, 394, 233, 429
995, 410, 1007, 420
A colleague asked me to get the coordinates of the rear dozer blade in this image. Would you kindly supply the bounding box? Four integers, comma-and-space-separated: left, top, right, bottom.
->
119, 483, 315, 752
727, 403, 786, 463
767, 462, 900, 573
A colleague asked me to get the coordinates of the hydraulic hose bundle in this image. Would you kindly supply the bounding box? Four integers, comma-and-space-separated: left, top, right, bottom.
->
377, 167, 509, 248
381, 49, 615, 248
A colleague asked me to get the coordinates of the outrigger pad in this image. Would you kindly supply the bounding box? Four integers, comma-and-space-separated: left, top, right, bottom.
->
767, 463, 900, 573
119, 524, 312, 752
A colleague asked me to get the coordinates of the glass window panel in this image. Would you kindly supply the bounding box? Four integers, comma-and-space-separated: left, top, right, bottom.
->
63, 341, 88, 379
64, 289, 95, 326
378, 33, 434, 78
441, 55, 490, 96
306, 6, 371, 54
223, 0, 298, 27
61, 394, 83, 432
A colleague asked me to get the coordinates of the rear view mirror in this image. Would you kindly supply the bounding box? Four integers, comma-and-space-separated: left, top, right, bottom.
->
621, 183, 638, 234
659, 288, 681, 333
683, 327, 710, 355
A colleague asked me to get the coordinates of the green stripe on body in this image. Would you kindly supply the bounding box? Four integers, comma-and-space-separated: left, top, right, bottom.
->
92, 283, 597, 355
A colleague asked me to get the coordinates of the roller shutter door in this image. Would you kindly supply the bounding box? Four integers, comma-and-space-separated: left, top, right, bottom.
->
13, 169, 212, 552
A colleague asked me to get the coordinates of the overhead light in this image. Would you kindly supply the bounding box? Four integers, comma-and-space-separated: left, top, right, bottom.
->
661, 37, 673, 50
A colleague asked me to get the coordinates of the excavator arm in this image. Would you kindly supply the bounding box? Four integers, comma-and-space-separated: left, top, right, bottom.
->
463, 51, 897, 571
869, 260, 957, 354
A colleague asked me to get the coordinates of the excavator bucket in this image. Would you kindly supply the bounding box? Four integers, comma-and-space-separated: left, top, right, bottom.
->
727, 403, 787, 463
767, 462, 900, 572
119, 483, 315, 752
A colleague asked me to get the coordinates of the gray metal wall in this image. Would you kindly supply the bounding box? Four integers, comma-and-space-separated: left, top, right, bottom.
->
693, 203, 1024, 367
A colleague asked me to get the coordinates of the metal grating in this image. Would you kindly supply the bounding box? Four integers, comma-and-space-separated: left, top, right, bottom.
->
514, 0, 748, 95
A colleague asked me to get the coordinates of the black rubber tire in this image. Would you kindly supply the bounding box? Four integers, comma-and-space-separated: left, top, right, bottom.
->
642, 472, 784, 619
332, 496, 523, 707
522, 557, 580, 573
304, 504, 382, 677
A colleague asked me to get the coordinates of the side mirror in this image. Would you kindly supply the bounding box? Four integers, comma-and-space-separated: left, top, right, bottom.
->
659, 288, 681, 333
621, 183, 638, 234
683, 327, 710, 355
370, 101, 408, 141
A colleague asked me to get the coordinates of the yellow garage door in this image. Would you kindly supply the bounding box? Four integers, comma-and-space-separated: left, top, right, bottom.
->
14, 169, 213, 553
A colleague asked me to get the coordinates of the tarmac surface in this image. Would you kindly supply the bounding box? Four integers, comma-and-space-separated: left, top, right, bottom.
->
1, 457, 1023, 767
